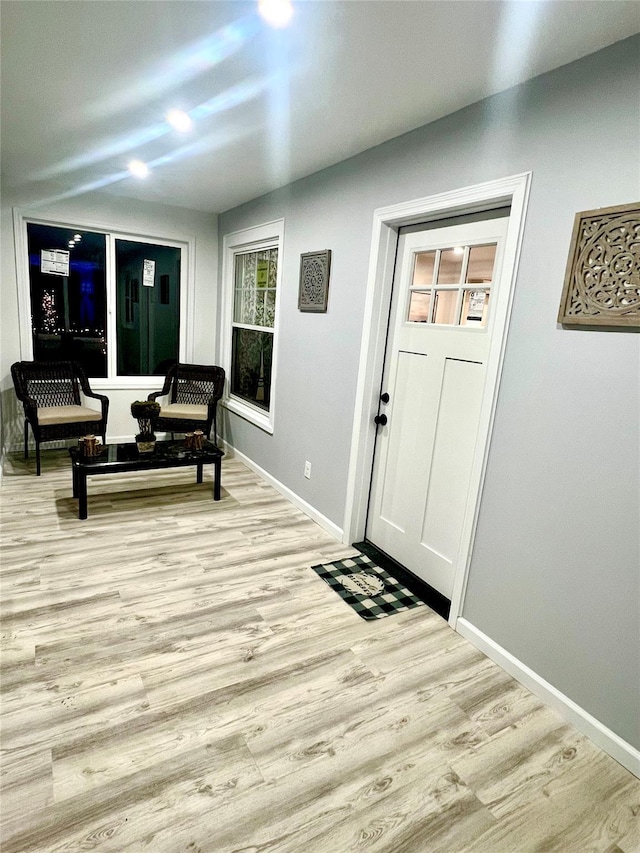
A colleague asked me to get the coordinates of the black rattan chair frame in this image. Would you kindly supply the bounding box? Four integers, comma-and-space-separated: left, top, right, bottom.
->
11, 360, 109, 476
148, 363, 225, 445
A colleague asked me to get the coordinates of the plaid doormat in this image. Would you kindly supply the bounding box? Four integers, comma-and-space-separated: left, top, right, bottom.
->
310, 553, 425, 620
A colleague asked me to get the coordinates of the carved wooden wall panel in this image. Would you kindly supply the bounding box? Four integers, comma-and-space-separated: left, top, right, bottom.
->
557, 202, 640, 327
298, 250, 331, 312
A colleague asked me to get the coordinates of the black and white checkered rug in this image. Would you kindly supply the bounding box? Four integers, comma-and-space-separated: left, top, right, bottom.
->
310, 553, 425, 620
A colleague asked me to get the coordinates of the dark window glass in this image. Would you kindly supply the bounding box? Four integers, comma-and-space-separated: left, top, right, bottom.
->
160, 274, 170, 305
116, 240, 181, 375
231, 328, 273, 411
27, 223, 107, 377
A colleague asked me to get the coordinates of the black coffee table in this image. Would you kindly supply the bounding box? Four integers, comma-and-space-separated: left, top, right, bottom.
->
69, 439, 223, 519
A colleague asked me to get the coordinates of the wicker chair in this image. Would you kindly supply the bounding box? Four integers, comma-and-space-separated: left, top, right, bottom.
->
11, 360, 109, 476
148, 363, 225, 445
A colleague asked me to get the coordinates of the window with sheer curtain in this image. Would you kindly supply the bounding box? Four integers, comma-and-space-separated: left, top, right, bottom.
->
231, 247, 278, 411
222, 219, 283, 434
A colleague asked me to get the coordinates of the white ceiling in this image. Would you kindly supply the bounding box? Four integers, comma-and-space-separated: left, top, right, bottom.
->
2, 1, 639, 215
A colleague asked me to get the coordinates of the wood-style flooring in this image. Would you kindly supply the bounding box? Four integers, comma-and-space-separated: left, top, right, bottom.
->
1, 448, 639, 853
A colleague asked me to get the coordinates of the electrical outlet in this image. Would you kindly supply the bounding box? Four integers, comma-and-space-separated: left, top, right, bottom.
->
304, 460, 311, 479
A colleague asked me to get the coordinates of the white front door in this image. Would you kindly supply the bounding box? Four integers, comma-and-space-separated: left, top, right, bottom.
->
366, 214, 509, 599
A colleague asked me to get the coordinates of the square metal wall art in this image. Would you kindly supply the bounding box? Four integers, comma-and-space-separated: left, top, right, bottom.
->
557, 202, 640, 327
299, 249, 332, 312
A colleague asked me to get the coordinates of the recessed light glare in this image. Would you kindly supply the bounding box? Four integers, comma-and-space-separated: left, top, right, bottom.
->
453, 246, 464, 255
128, 159, 149, 179
68, 241, 75, 247
74, 234, 82, 241
258, 0, 294, 28
166, 109, 193, 132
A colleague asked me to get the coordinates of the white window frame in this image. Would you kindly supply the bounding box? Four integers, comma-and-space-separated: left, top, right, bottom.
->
220, 218, 284, 434
13, 209, 195, 390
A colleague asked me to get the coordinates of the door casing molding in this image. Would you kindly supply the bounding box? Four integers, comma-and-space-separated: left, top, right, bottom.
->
342, 173, 532, 627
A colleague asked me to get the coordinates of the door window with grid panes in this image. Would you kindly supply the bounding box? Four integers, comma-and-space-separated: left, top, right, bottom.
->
407, 243, 497, 327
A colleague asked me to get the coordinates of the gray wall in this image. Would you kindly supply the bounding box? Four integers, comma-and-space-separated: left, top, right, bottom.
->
218, 37, 640, 749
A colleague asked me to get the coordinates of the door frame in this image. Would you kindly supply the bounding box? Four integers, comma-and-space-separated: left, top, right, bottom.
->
342, 172, 532, 628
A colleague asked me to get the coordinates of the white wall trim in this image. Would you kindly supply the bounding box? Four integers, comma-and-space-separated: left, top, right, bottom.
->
342, 173, 532, 628
457, 617, 640, 779
221, 438, 343, 542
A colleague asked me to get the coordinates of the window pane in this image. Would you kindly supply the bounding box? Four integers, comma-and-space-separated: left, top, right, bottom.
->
433, 289, 458, 324
234, 248, 278, 328
461, 289, 490, 327
27, 223, 107, 377
234, 284, 256, 324
234, 252, 256, 323
254, 290, 266, 327
231, 328, 273, 411
413, 251, 436, 286
466, 244, 497, 283
265, 289, 276, 327
437, 248, 464, 284
116, 240, 181, 375
407, 290, 432, 322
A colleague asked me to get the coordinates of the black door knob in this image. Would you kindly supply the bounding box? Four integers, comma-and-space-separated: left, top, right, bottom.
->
380, 392, 390, 404
374, 414, 388, 426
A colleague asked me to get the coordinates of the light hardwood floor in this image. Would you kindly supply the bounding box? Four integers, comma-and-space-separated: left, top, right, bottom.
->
1, 448, 639, 853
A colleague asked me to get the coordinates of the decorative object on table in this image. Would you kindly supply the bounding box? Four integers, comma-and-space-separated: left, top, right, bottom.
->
184, 429, 205, 450
310, 553, 425, 620
131, 400, 160, 453
298, 249, 332, 312
557, 202, 640, 328
79, 434, 101, 457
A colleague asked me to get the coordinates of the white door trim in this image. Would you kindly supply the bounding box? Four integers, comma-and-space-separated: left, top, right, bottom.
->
342, 172, 532, 628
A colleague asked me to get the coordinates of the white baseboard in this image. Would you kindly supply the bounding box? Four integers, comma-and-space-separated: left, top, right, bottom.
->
221, 439, 343, 542
456, 617, 640, 779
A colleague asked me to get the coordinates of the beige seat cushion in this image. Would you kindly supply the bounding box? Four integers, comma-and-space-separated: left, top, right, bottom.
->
37, 405, 103, 425
159, 403, 207, 420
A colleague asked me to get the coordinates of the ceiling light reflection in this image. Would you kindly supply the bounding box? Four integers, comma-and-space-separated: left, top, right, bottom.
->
128, 159, 149, 178
35, 122, 169, 181
167, 109, 193, 132
32, 76, 277, 185
91, 16, 260, 120
491, 1, 544, 92
191, 75, 272, 121
258, 0, 294, 28
29, 125, 254, 209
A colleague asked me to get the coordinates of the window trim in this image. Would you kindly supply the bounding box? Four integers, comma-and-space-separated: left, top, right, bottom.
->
13, 208, 195, 389
221, 219, 284, 434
